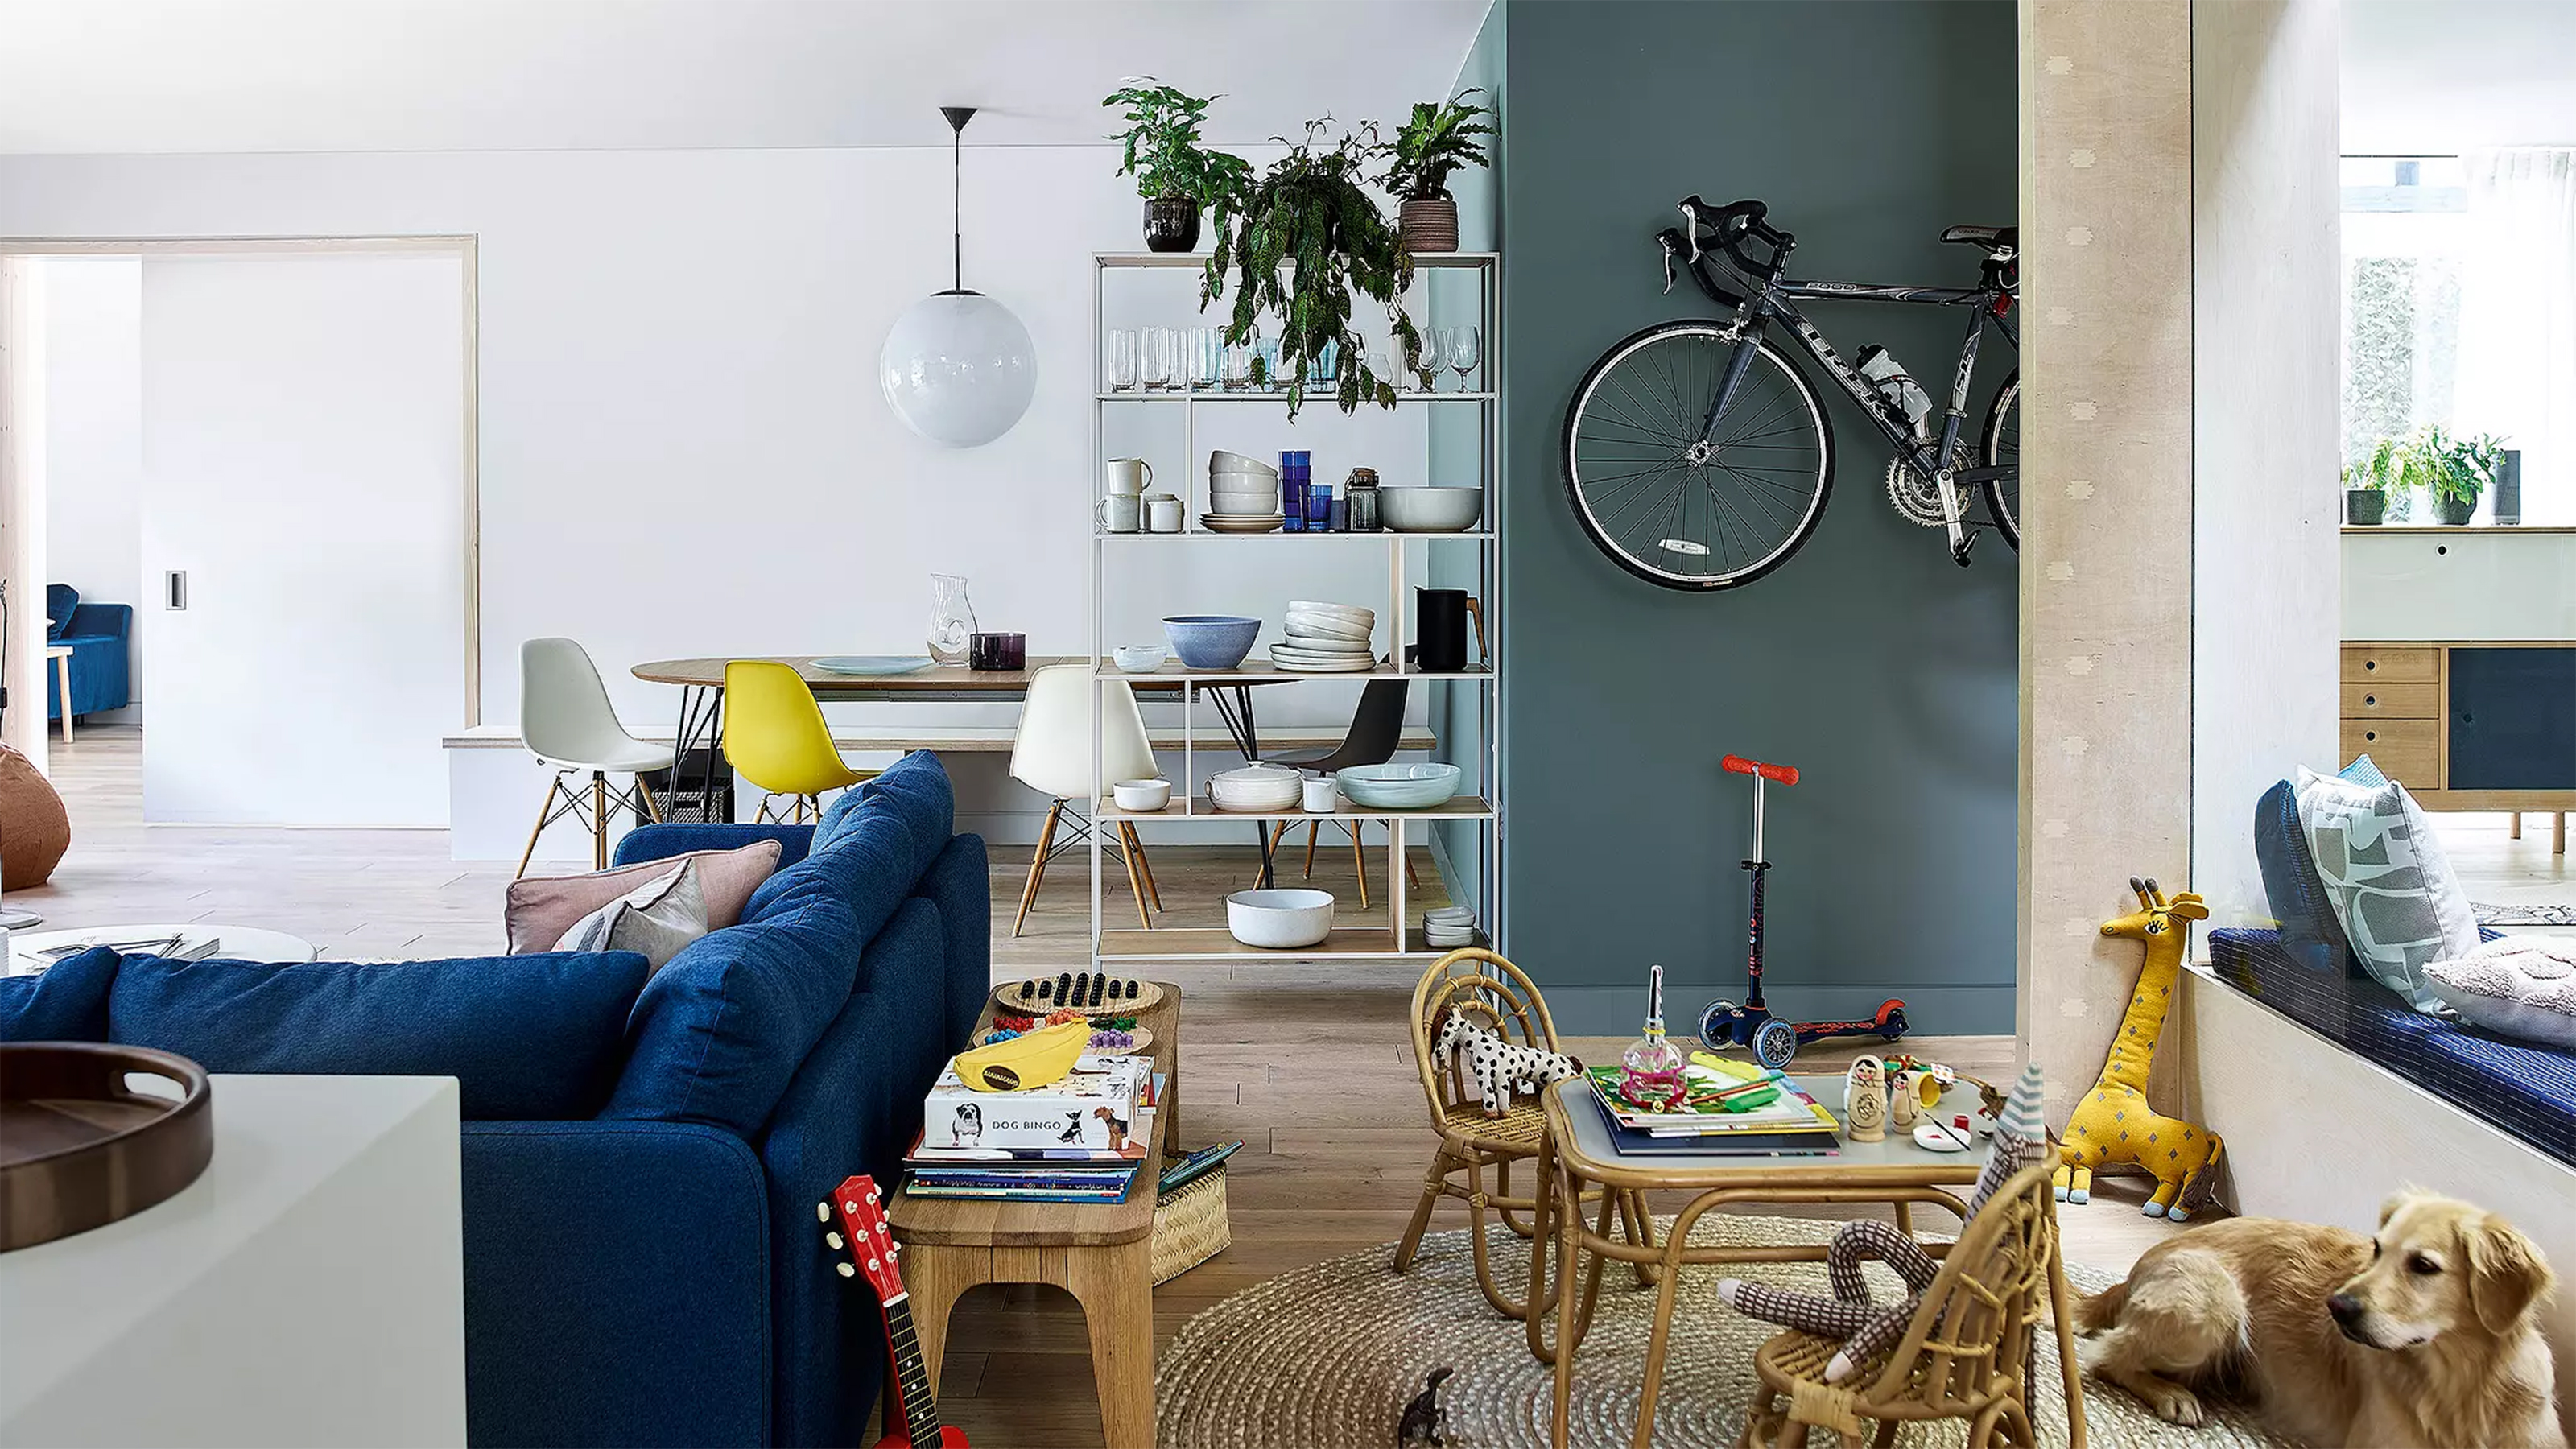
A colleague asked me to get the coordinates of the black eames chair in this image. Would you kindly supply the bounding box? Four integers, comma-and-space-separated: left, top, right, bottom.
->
1251, 679, 1424, 907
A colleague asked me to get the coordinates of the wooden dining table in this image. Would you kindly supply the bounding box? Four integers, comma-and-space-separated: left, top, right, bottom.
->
630, 655, 1302, 879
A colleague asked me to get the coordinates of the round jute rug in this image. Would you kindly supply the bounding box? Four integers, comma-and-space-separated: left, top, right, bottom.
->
1154, 1214, 2298, 1448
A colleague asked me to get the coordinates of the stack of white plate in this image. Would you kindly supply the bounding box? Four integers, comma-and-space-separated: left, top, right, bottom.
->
1424, 906, 1480, 949
1274, 600, 1378, 673
1207, 450, 1285, 533
1207, 762, 1305, 812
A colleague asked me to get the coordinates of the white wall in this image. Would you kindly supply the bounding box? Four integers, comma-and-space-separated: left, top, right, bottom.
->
2343, 0, 2576, 151
39, 254, 141, 720
0, 145, 1434, 828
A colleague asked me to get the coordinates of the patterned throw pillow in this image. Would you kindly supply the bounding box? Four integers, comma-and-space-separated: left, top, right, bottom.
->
551, 859, 709, 972
2293, 767, 2481, 1012
2425, 938, 2576, 1051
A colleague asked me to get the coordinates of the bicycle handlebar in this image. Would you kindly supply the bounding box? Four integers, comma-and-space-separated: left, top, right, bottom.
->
1723, 754, 1800, 786
1678, 195, 1791, 280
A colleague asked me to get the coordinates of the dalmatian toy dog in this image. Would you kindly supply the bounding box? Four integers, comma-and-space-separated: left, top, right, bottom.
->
1433, 1007, 1583, 1117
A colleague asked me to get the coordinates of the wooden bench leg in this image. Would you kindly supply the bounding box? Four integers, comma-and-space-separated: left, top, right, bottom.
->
1067, 1238, 1156, 1447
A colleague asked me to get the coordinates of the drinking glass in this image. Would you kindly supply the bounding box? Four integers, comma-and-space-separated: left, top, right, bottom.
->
1449, 325, 1483, 392
1187, 328, 1220, 391
1108, 329, 1138, 392
1414, 329, 1450, 392
1222, 341, 1251, 390
1142, 328, 1174, 391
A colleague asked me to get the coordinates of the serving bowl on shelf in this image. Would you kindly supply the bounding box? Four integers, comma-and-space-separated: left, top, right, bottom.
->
1210, 488, 1280, 513
1112, 644, 1170, 672
1335, 762, 1463, 809
1162, 615, 1262, 670
1225, 888, 1335, 948
1208, 762, 1305, 812
1112, 778, 1172, 811
1378, 487, 1484, 533
1208, 450, 1280, 479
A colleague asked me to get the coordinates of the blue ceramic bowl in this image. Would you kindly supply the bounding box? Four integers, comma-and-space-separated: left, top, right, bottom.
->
1162, 615, 1262, 671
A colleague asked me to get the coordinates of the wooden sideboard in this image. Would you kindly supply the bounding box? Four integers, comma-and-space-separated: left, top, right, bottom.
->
2342, 642, 2576, 852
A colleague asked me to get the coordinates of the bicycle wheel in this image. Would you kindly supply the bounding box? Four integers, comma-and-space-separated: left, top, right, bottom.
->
1562, 323, 1834, 590
1980, 370, 2020, 551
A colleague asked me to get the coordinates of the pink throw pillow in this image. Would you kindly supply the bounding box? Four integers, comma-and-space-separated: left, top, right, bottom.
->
506, 841, 782, 955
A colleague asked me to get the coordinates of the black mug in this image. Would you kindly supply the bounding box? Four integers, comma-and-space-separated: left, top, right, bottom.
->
1414, 588, 1484, 672
968, 631, 1026, 671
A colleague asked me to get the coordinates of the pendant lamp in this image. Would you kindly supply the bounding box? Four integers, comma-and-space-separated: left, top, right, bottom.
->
880, 106, 1037, 448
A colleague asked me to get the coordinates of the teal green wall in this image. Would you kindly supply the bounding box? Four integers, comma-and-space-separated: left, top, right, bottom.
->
1495, 0, 2020, 1034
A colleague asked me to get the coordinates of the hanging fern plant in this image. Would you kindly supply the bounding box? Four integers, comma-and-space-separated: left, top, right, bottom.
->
1203, 118, 1419, 419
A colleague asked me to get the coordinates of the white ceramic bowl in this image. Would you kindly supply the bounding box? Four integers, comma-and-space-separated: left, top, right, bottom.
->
1208, 450, 1280, 479
1208, 762, 1304, 811
1209, 494, 1280, 514
1226, 888, 1335, 948
1378, 487, 1484, 533
1210, 479, 1278, 498
1286, 600, 1375, 626
1112, 778, 1172, 811
1112, 644, 1170, 672
1335, 762, 1464, 809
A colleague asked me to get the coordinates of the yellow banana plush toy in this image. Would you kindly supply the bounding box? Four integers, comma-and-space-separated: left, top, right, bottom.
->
951, 1019, 1090, 1092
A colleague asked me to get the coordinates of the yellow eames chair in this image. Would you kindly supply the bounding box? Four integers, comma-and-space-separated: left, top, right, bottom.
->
721, 660, 875, 824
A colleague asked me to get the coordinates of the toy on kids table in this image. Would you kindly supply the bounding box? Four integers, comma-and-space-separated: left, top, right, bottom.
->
1619, 964, 1691, 1110
2057, 877, 2227, 1220
1842, 1055, 1889, 1142
1719, 1063, 2054, 1382
1697, 753, 1910, 1070
1433, 1006, 1583, 1118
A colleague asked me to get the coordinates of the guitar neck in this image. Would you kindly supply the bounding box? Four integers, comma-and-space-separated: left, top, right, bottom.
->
881, 1296, 945, 1447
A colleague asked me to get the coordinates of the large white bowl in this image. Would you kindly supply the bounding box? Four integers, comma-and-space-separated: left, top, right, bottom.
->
1112, 778, 1172, 811
1210, 491, 1280, 512
1226, 888, 1335, 948
1378, 487, 1484, 533
1208, 450, 1280, 479
1208, 762, 1304, 811
1286, 599, 1375, 626
1336, 762, 1463, 809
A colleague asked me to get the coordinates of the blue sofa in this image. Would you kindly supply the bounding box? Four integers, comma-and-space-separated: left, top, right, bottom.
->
0, 750, 989, 1448
44, 584, 132, 722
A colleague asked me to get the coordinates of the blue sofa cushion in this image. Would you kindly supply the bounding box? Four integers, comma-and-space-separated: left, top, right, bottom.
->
108, 952, 651, 1120
812, 750, 956, 864
607, 892, 865, 1137
45, 583, 76, 642
617, 823, 813, 873
2252, 755, 2392, 976
0, 945, 119, 1041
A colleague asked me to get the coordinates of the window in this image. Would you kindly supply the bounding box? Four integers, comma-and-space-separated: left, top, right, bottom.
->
2341, 157, 2467, 517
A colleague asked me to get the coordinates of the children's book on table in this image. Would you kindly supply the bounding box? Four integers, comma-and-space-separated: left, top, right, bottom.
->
1587, 1064, 1843, 1157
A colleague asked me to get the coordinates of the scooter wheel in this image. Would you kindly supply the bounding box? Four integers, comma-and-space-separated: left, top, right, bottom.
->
1751, 1019, 1799, 1071
1696, 1001, 1741, 1051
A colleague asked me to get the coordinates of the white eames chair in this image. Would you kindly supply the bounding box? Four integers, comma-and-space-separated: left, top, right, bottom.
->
518, 637, 678, 876
1007, 664, 1162, 935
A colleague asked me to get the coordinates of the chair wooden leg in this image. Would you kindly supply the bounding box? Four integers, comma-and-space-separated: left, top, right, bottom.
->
1463, 1155, 1530, 1320
634, 774, 663, 823
1115, 823, 1151, 931
1351, 823, 1370, 910
1302, 820, 1320, 878
1393, 1148, 1453, 1270
1406, 848, 1422, 890
514, 777, 564, 879
1121, 822, 1162, 910
1249, 823, 1290, 890
2512, 812, 2524, 840
1012, 801, 1064, 938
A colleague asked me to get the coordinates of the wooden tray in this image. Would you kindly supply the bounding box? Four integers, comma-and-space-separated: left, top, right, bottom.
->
997, 972, 1165, 1015
1, 1043, 213, 1253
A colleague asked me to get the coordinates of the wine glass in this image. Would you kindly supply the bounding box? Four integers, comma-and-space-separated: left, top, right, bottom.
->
1415, 329, 1451, 392
1449, 325, 1483, 393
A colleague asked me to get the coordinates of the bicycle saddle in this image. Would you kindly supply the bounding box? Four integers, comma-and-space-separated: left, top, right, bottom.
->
1940, 224, 2018, 250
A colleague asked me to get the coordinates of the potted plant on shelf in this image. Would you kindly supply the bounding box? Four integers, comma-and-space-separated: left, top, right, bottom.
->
2344, 436, 2400, 526
1103, 79, 1253, 253
1205, 117, 1418, 418
1379, 89, 1493, 254
2408, 423, 2507, 526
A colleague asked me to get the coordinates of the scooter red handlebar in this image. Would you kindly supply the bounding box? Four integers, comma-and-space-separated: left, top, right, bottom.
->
1723, 754, 1800, 786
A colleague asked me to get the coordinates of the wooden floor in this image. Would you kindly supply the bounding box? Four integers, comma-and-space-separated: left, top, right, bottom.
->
20, 726, 2568, 1447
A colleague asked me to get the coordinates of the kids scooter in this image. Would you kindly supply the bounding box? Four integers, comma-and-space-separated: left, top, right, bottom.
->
1696, 753, 1911, 1070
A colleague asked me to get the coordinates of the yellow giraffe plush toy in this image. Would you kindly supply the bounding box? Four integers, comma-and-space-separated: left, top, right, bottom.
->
2057, 877, 2225, 1220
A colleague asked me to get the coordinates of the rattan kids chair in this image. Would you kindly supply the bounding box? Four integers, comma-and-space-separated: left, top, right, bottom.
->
1737, 1162, 2088, 1449
1397, 948, 1648, 1320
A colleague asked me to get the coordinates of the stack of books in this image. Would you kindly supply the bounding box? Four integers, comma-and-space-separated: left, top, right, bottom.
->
903, 1053, 1161, 1203
1586, 1062, 1840, 1157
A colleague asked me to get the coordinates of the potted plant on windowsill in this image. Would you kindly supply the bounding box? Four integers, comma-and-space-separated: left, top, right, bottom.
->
2409, 423, 2507, 526
1104, 79, 1252, 254
1205, 117, 1418, 418
1379, 89, 1493, 255
2344, 436, 2399, 525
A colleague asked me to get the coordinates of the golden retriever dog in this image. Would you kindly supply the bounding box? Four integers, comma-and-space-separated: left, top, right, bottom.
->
2075, 1190, 2564, 1448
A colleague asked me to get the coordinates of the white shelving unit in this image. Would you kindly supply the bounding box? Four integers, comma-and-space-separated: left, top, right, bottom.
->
1087, 250, 1500, 968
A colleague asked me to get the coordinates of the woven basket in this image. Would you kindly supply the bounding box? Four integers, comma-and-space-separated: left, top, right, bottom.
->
1151, 1162, 1231, 1284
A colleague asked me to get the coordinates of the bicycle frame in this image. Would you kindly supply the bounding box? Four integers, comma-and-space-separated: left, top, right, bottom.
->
1672, 224, 2019, 560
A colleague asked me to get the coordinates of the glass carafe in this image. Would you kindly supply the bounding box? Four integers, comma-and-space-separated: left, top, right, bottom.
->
927, 574, 976, 665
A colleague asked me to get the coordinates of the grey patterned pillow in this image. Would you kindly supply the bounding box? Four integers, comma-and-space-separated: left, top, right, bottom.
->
2293, 767, 2480, 1012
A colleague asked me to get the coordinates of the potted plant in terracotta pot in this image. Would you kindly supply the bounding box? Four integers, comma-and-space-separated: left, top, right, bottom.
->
1379, 88, 1493, 255
2344, 436, 2399, 525
2409, 423, 2506, 526
1104, 78, 1252, 253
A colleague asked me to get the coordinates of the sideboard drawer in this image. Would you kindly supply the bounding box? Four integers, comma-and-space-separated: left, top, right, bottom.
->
2343, 719, 2440, 788
2339, 682, 2442, 719
2343, 646, 2439, 683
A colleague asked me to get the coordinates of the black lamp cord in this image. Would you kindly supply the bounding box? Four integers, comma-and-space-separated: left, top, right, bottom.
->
939, 105, 976, 296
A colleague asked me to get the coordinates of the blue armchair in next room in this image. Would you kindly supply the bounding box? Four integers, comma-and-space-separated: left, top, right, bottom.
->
45, 586, 133, 721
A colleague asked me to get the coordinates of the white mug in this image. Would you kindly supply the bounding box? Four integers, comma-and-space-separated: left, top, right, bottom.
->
1099, 493, 1142, 533
1147, 497, 1184, 533
1302, 777, 1339, 812
1104, 458, 1153, 497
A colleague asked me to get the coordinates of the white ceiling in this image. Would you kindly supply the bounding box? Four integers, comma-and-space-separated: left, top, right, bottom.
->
2343, 0, 2576, 151
0, 0, 1492, 155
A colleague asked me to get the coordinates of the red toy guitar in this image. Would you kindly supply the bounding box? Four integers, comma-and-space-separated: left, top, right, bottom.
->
822, 1175, 969, 1448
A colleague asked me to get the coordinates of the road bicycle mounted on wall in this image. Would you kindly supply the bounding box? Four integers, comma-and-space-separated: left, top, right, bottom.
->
1562, 196, 2021, 590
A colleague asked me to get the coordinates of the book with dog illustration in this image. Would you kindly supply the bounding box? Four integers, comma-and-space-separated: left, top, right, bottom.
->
920, 1055, 1154, 1154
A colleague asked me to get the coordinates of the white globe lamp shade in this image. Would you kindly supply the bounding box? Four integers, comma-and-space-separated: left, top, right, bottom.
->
879, 291, 1036, 448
